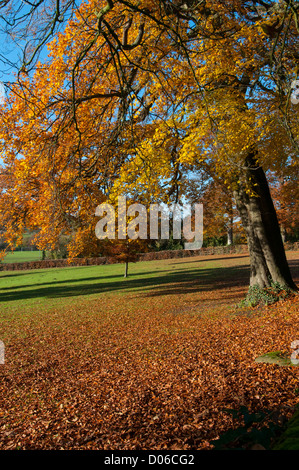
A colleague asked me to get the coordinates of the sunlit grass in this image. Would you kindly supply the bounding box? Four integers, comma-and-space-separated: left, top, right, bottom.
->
2, 251, 42, 263
0, 253, 253, 312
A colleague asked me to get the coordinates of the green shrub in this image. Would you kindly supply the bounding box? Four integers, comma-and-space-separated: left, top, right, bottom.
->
240, 281, 293, 308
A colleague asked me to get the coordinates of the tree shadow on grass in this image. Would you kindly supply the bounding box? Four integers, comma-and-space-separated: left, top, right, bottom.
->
287, 258, 299, 273
0, 263, 251, 303
146, 258, 299, 298
0, 269, 173, 292
0, 258, 297, 304
172, 254, 250, 264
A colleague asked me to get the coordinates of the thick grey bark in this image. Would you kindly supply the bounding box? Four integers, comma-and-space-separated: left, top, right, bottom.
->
234, 152, 297, 290
234, 187, 272, 288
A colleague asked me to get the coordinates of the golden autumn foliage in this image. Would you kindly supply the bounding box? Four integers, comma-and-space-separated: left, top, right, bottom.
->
270, 172, 299, 240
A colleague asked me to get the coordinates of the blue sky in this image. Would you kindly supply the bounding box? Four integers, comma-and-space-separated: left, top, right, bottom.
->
0, 13, 24, 82
0, 0, 81, 87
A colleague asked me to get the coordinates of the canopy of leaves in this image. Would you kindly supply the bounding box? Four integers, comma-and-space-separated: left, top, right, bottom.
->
0, 0, 298, 256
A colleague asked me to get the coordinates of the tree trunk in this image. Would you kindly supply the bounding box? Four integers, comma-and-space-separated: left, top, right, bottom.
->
234, 152, 297, 290
280, 225, 287, 243
227, 218, 233, 246
124, 261, 128, 278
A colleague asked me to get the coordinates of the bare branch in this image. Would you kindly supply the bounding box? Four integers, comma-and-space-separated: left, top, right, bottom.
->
121, 17, 145, 50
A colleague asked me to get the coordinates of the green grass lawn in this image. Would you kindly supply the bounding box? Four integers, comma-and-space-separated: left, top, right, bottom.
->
0, 253, 253, 312
0, 251, 298, 313
2, 250, 42, 263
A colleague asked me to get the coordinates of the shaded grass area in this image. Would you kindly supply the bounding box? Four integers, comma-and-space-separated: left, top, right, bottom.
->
0, 253, 298, 310
0, 251, 298, 450
0, 254, 252, 307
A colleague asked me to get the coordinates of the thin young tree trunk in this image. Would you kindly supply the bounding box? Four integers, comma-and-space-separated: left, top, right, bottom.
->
234, 152, 297, 290
124, 261, 128, 278
280, 225, 287, 243
227, 217, 234, 246
226, 199, 234, 246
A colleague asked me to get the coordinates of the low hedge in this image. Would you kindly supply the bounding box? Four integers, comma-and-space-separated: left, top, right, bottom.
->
1, 242, 298, 272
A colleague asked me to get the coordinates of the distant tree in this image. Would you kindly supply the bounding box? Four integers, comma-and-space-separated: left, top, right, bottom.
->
270, 173, 299, 243
184, 176, 245, 247
101, 239, 143, 277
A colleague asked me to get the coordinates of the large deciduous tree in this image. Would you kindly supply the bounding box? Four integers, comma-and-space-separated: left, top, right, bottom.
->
0, 0, 298, 290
